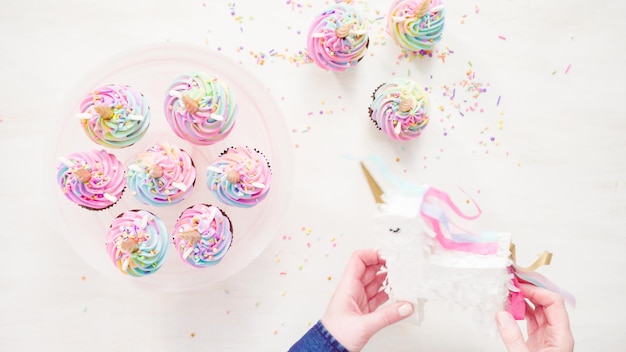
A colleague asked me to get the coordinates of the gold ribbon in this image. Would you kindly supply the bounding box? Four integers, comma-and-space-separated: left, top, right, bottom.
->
510, 243, 553, 273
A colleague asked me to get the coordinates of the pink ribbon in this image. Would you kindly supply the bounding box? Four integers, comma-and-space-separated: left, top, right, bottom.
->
507, 267, 526, 319
420, 187, 499, 255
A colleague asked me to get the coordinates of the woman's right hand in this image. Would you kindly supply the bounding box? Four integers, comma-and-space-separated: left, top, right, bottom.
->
496, 283, 574, 352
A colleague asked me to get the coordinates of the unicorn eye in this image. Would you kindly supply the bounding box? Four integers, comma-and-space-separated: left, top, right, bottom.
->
389, 227, 400, 233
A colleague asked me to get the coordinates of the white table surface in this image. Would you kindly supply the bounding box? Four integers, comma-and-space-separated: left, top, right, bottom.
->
1, 0, 625, 351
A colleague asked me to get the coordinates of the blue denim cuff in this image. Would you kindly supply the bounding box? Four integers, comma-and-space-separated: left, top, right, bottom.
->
288, 320, 350, 352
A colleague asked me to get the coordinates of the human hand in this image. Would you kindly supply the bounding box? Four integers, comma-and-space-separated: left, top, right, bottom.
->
321, 249, 414, 352
496, 283, 574, 352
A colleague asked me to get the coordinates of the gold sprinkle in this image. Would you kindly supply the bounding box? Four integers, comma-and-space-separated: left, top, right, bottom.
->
398, 98, 415, 112
119, 239, 139, 253
94, 104, 114, 120
178, 230, 201, 244
335, 24, 351, 38
415, 0, 430, 18
182, 95, 199, 114
226, 170, 241, 184
149, 165, 164, 178
74, 168, 92, 183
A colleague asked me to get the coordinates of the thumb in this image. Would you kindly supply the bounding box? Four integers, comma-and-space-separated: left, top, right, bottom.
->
496, 311, 530, 352
362, 301, 414, 336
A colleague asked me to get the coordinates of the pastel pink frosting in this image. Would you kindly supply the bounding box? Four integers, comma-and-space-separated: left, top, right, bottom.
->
78, 84, 151, 148
369, 77, 430, 141
387, 0, 445, 52
172, 204, 233, 268
306, 3, 369, 71
104, 210, 169, 277
164, 72, 237, 145
126, 142, 196, 207
206, 146, 272, 208
56, 150, 125, 210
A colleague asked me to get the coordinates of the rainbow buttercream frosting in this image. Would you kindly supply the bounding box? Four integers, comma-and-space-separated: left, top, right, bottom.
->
387, 0, 445, 52
105, 210, 169, 277
206, 146, 272, 208
369, 77, 430, 141
306, 3, 369, 71
56, 150, 125, 210
78, 84, 151, 148
164, 72, 237, 145
126, 142, 196, 207
172, 204, 233, 268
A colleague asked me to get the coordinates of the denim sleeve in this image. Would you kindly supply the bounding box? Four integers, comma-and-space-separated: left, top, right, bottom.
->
288, 320, 350, 352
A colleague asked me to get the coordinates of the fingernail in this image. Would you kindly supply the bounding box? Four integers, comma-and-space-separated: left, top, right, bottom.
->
496, 311, 513, 328
398, 303, 413, 317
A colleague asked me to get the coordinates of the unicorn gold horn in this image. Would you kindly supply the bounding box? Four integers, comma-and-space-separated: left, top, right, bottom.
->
360, 161, 385, 204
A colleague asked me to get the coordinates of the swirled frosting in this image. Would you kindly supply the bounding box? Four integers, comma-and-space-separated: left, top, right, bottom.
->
126, 143, 196, 207
172, 204, 233, 268
105, 210, 169, 277
306, 3, 369, 71
206, 146, 272, 208
78, 84, 151, 148
369, 77, 430, 141
164, 72, 237, 145
387, 0, 445, 52
56, 150, 125, 210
